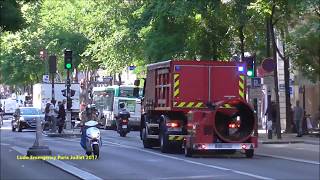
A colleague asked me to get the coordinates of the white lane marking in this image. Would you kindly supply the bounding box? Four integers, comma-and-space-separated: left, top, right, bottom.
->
105, 141, 274, 180
256, 153, 320, 165
0, 143, 10, 146
11, 146, 103, 180
153, 174, 226, 180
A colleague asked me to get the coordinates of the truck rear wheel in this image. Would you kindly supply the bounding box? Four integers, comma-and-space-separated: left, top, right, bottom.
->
142, 127, 155, 148
245, 149, 254, 158
160, 132, 171, 153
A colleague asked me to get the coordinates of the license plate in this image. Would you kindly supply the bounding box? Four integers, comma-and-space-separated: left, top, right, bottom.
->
215, 144, 233, 148
122, 125, 127, 129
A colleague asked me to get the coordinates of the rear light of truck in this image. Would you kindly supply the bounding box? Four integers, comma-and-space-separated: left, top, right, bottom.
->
241, 144, 247, 149
228, 123, 240, 128
166, 122, 179, 128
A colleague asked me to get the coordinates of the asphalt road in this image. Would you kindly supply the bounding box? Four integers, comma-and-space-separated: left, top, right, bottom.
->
1, 118, 319, 180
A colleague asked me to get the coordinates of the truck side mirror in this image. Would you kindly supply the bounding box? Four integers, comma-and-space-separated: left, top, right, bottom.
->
134, 79, 140, 86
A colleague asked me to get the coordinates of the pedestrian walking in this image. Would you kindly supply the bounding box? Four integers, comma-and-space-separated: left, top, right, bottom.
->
49, 99, 57, 133
57, 100, 66, 134
293, 101, 304, 137
265, 101, 276, 139
313, 106, 320, 129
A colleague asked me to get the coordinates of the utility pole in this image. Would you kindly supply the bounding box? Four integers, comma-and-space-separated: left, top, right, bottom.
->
49, 55, 57, 102
64, 50, 73, 130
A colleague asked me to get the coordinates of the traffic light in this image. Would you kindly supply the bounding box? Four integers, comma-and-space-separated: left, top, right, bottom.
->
49, 55, 57, 73
244, 56, 255, 78
64, 50, 72, 70
61, 89, 67, 97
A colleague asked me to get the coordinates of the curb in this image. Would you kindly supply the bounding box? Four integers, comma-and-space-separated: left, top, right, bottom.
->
259, 140, 319, 145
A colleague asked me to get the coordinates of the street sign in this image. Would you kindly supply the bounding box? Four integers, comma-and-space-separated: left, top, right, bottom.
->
129, 65, 136, 70
252, 77, 261, 88
42, 75, 49, 83
103, 76, 113, 82
250, 88, 262, 98
262, 58, 276, 72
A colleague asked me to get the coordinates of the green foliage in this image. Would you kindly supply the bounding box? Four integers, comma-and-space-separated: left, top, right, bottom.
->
0, 0, 25, 31
0, 0, 319, 85
287, 15, 320, 81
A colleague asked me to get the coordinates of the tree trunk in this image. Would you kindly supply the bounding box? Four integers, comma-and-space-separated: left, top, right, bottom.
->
281, 30, 292, 133
239, 25, 245, 60
266, 18, 271, 57
269, 19, 282, 139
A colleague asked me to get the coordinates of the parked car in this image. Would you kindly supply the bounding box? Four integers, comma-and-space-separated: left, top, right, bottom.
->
11, 107, 44, 132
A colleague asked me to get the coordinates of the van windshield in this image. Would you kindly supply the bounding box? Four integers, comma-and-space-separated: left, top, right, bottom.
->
93, 90, 114, 111
119, 87, 142, 98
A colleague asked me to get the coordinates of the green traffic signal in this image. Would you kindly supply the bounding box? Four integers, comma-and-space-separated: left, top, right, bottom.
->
247, 69, 253, 77
66, 63, 72, 69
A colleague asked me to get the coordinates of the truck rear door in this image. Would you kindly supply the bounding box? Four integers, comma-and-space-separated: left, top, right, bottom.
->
173, 65, 209, 108
172, 63, 245, 109
210, 65, 243, 102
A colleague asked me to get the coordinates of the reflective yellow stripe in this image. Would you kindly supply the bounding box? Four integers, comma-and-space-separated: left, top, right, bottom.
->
174, 89, 180, 97
224, 104, 232, 108
239, 81, 244, 90
173, 102, 178, 106
186, 102, 194, 108
195, 102, 203, 108
174, 80, 180, 89
169, 135, 184, 141
240, 75, 244, 81
239, 90, 244, 98
177, 102, 186, 107
174, 74, 180, 80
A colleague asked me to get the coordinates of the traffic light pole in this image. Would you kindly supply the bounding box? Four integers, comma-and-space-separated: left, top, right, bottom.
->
66, 69, 72, 130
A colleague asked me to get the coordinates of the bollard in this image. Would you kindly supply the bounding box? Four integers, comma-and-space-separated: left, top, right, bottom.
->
267, 120, 273, 139
27, 117, 52, 156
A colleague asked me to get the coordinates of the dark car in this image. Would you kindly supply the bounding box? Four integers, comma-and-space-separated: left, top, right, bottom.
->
11, 107, 44, 132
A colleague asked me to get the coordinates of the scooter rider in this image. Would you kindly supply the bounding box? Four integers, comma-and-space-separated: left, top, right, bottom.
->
80, 104, 99, 149
116, 102, 130, 131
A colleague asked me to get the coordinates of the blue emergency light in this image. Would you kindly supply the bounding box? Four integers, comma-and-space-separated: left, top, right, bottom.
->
238, 66, 244, 72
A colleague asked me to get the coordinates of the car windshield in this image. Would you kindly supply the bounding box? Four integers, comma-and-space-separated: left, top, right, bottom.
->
20, 108, 40, 115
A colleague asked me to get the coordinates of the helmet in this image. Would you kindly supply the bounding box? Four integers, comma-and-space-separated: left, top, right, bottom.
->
119, 102, 125, 109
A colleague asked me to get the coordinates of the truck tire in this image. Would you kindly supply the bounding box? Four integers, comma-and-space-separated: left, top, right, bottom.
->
160, 132, 171, 153
245, 149, 254, 158
141, 127, 155, 148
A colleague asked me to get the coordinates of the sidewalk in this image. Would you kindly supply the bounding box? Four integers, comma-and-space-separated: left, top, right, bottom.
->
258, 130, 320, 145
43, 128, 81, 138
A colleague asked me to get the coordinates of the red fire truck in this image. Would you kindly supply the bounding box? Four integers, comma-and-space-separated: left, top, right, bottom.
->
138, 60, 257, 157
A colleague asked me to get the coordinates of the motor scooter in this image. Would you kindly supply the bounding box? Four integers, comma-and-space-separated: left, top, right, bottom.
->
116, 111, 130, 137
81, 120, 102, 158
